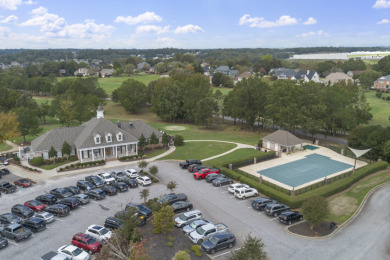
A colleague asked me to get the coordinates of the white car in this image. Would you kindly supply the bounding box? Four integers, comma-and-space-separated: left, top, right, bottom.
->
125, 168, 139, 179
234, 187, 258, 199
35, 211, 55, 224
57, 245, 90, 260
85, 225, 112, 242
228, 183, 249, 194
174, 210, 203, 228
97, 173, 115, 185
136, 176, 151, 186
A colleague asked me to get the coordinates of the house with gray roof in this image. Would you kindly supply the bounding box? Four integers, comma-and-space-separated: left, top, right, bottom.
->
31, 107, 163, 162
100, 68, 116, 78
261, 130, 304, 154
270, 68, 320, 83
325, 72, 354, 85
373, 75, 390, 90
214, 66, 239, 77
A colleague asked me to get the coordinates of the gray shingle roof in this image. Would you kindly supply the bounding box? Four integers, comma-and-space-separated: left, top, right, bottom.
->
120, 120, 163, 140
262, 130, 304, 147
31, 126, 84, 152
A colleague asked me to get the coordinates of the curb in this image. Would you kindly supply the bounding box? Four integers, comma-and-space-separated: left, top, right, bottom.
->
285, 180, 390, 240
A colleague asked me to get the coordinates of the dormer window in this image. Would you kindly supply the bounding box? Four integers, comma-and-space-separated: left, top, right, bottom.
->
95, 134, 101, 144
117, 132, 123, 141
106, 133, 112, 143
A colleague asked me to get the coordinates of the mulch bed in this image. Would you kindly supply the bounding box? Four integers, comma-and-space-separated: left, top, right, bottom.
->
288, 221, 337, 237
143, 220, 210, 260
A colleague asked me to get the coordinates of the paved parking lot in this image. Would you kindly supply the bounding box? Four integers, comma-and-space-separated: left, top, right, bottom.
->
1, 162, 390, 260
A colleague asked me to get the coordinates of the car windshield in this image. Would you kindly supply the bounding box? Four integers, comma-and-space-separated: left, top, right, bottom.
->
30, 201, 41, 206
72, 248, 83, 256
99, 227, 109, 235
196, 226, 206, 235
137, 205, 148, 211
190, 221, 199, 228
117, 172, 124, 176
15, 226, 24, 233
87, 237, 97, 245
209, 236, 219, 245
179, 214, 188, 221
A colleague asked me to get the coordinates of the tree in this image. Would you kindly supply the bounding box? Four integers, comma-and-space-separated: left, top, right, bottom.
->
114, 79, 148, 113
162, 132, 170, 148
123, 64, 135, 76
374, 55, 390, 75
228, 234, 266, 260
139, 188, 150, 204
358, 70, 381, 89
301, 196, 329, 230
152, 205, 175, 234
39, 101, 51, 124
194, 97, 218, 127
174, 135, 184, 146
138, 160, 149, 173
0, 112, 20, 143
48, 146, 57, 158
62, 141, 72, 159
149, 132, 159, 145
15, 107, 41, 143
384, 140, 390, 163
139, 134, 148, 150
167, 181, 177, 193
149, 165, 158, 175
173, 250, 191, 260
341, 58, 366, 73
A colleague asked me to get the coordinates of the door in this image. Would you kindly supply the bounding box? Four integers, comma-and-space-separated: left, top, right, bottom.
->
267, 142, 270, 149
275, 143, 279, 151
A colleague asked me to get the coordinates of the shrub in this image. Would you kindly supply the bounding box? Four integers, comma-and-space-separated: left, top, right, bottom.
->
191, 245, 202, 257
13, 156, 20, 162
167, 241, 173, 247
65, 166, 68, 169
70, 164, 74, 167
30, 157, 44, 166
168, 235, 175, 242
69, 155, 77, 161
175, 135, 184, 146
59, 168, 63, 172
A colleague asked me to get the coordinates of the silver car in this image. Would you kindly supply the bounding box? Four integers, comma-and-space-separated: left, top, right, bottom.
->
35, 212, 55, 224
183, 219, 211, 235
72, 194, 90, 205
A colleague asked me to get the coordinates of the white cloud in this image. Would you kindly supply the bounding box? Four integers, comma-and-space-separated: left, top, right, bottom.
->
0, 15, 18, 23
239, 14, 298, 28
23, 0, 36, 5
377, 18, 390, 24
0, 25, 10, 36
157, 37, 175, 46
136, 25, 169, 34
114, 11, 162, 25
21, 7, 66, 32
373, 0, 390, 8
174, 24, 204, 33
0, 0, 22, 10
31, 6, 47, 15
303, 17, 317, 25
297, 30, 330, 37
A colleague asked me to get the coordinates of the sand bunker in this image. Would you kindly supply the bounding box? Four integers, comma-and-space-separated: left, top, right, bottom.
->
164, 126, 186, 131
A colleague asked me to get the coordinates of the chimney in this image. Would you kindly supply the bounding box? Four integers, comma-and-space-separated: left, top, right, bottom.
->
96, 105, 104, 119
116, 121, 121, 128
129, 122, 133, 128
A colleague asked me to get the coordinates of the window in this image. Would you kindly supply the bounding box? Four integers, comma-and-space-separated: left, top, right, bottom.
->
106, 133, 112, 143
95, 135, 101, 144
117, 132, 123, 141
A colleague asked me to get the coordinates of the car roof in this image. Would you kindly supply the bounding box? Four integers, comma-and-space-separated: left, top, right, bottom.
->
89, 224, 104, 230
7, 223, 21, 228
182, 210, 201, 216
60, 245, 77, 251
210, 232, 234, 239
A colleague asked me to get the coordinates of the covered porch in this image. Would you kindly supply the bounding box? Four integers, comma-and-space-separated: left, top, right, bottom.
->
78, 142, 138, 163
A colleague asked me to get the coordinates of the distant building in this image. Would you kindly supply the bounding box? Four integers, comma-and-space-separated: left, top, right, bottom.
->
137, 62, 151, 70
261, 130, 304, 155
373, 75, 390, 91
100, 68, 116, 78
74, 68, 90, 77
214, 66, 238, 77
270, 68, 320, 83
325, 72, 354, 85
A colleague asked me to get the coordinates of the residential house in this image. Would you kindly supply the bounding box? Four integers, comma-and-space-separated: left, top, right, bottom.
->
234, 71, 252, 84
347, 70, 365, 78
261, 130, 304, 155
325, 72, 354, 85
214, 66, 239, 77
270, 68, 320, 83
58, 69, 66, 76
74, 68, 90, 77
137, 62, 151, 70
100, 68, 116, 78
373, 75, 390, 91
270, 68, 298, 80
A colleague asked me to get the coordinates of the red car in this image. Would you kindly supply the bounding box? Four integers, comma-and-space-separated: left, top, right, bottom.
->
193, 168, 220, 180
72, 232, 102, 254
14, 179, 31, 188
24, 200, 46, 212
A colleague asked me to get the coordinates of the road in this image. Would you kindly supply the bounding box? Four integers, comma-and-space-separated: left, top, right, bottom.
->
1, 161, 389, 260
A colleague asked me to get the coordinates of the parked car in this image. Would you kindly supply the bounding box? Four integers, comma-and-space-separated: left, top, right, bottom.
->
24, 200, 46, 212
158, 193, 188, 205
0, 158, 9, 166
122, 178, 138, 188
136, 176, 151, 186
187, 164, 203, 173
174, 210, 203, 228
58, 198, 81, 210
212, 177, 233, 187
76, 180, 95, 191
0, 168, 10, 175
201, 232, 236, 254
72, 232, 102, 254
279, 211, 303, 225
36, 194, 58, 205
40, 251, 70, 260
21, 217, 46, 232
44, 204, 70, 217
97, 173, 115, 185
228, 183, 249, 194
172, 201, 193, 213
182, 219, 211, 235
188, 223, 228, 245
265, 203, 290, 217
35, 211, 55, 224
125, 169, 138, 179
234, 187, 258, 199
85, 225, 112, 242
11, 204, 34, 219
0, 237, 8, 249
85, 175, 104, 188
57, 245, 90, 260
193, 168, 220, 180
205, 173, 226, 183
114, 211, 147, 227
251, 197, 278, 211
64, 186, 80, 195
180, 159, 202, 169
125, 203, 152, 218
104, 217, 123, 230
84, 189, 105, 200
111, 171, 127, 182
0, 181, 16, 194
50, 188, 73, 198
0, 213, 22, 225
13, 178, 31, 188
72, 194, 90, 205
111, 182, 128, 192
102, 185, 118, 196
0, 223, 32, 242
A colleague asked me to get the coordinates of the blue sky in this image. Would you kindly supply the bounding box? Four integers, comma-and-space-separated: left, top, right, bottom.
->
0, 0, 390, 49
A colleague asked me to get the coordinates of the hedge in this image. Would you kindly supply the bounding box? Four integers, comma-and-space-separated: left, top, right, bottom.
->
221, 151, 276, 169
30, 157, 44, 166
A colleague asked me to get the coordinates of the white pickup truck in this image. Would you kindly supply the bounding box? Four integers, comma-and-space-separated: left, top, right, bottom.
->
188, 223, 228, 244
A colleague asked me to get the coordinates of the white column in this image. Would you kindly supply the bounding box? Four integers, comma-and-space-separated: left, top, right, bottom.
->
126, 144, 128, 156
79, 150, 83, 163
114, 145, 117, 157
103, 147, 106, 160
135, 143, 138, 155
92, 149, 95, 161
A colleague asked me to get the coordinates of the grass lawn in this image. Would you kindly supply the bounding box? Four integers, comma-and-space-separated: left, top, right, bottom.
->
0, 142, 12, 152
99, 75, 160, 97
39, 160, 74, 170
205, 148, 262, 166
212, 86, 232, 95
365, 90, 390, 127
14, 116, 62, 144
33, 96, 53, 105
160, 141, 236, 160
327, 169, 390, 224
144, 149, 168, 158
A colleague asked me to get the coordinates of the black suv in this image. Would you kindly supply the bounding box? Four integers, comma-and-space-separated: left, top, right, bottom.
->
187, 164, 203, 173
58, 198, 81, 210
64, 186, 80, 195
179, 159, 202, 169
50, 188, 73, 198
44, 204, 70, 217
201, 232, 236, 254
35, 194, 57, 205
102, 185, 118, 196
205, 174, 226, 183
85, 189, 106, 200
158, 193, 188, 205
104, 217, 124, 230
22, 217, 46, 232
111, 182, 128, 192
11, 204, 34, 219
77, 180, 95, 191
279, 211, 303, 225
0, 182, 16, 194
0, 213, 22, 225
111, 171, 128, 182
114, 211, 147, 227
123, 178, 138, 188
126, 203, 152, 218
85, 175, 104, 188
265, 203, 290, 217
251, 197, 278, 211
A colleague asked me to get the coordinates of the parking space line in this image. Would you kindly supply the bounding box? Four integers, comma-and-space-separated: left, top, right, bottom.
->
91, 201, 99, 204
71, 213, 75, 215
56, 218, 64, 222
221, 191, 229, 193
214, 247, 241, 258
213, 187, 220, 189
247, 206, 252, 208
258, 212, 264, 214
8, 241, 19, 246
230, 196, 235, 198
238, 200, 247, 203
46, 227, 50, 229
81, 206, 86, 209
269, 217, 278, 221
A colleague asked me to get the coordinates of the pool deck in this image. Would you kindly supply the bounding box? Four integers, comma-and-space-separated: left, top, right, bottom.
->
240, 143, 367, 190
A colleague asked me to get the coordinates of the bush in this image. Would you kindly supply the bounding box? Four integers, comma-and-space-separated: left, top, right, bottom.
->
59, 168, 63, 172
65, 166, 68, 169
69, 155, 77, 161
167, 241, 173, 247
13, 156, 20, 162
174, 135, 184, 146
30, 157, 44, 166
70, 164, 74, 167
191, 245, 202, 257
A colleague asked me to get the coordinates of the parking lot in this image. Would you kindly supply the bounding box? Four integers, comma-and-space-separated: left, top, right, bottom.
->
1, 162, 390, 260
